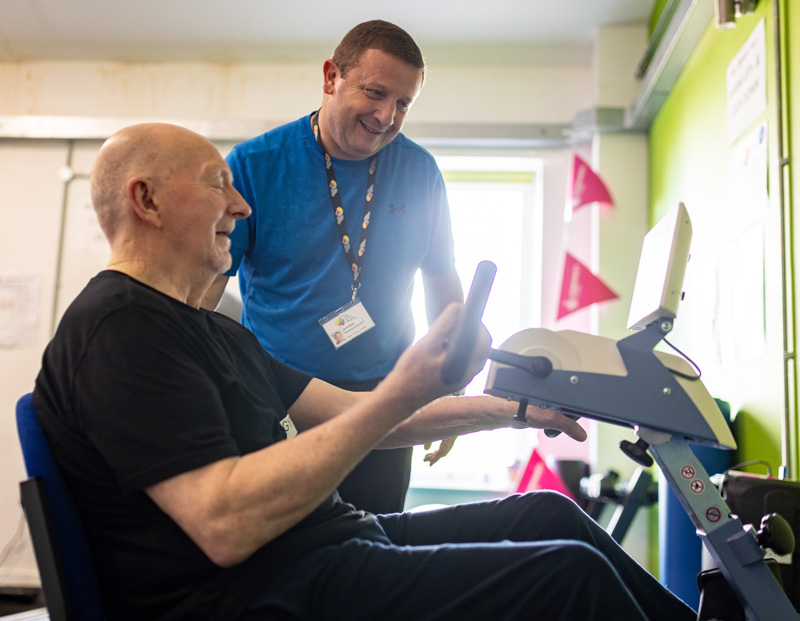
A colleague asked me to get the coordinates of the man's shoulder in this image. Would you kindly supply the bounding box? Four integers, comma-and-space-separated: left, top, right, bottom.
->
40, 272, 168, 385
387, 132, 436, 160
389, 131, 425, 152
229, 115, 311, 160
383, 133, 440, 173
63, 272, 187, 330
65, 271, 132, 319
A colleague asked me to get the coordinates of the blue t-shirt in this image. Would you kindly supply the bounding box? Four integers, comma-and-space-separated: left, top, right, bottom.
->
226, 114, 455, 381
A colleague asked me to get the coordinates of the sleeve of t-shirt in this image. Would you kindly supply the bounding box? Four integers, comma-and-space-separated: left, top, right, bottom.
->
225, 146, 255, 277
215, 311, 313, 409
264, 351, 313, 408
421, 163, 456, 277
73, 308, 241, 495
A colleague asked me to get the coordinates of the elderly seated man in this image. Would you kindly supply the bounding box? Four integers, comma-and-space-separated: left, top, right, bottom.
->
33, 123, 695, 621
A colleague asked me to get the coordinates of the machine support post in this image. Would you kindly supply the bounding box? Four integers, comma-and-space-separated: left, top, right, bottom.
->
649, 437, 797, 620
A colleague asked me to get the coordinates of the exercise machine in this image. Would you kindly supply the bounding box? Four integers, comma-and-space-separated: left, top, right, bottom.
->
443, 203, 797, 620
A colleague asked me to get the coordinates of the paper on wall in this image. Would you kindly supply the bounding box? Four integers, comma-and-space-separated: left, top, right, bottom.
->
0, 272, 40, 347
727, 19, 767, 145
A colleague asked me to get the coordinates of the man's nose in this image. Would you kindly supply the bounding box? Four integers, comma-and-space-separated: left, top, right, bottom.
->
229, 188, 252, 219
373, 100, 396, 129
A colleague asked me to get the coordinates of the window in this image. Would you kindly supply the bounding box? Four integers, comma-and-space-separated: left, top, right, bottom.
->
409, 154, 544, 491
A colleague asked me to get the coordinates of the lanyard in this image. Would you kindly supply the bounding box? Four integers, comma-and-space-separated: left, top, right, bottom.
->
312, 111, 377, 301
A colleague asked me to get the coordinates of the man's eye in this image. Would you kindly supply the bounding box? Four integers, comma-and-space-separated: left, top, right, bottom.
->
366, 89, 383, 99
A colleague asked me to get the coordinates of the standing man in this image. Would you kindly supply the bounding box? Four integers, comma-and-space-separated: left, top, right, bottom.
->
203, 20, 462, 514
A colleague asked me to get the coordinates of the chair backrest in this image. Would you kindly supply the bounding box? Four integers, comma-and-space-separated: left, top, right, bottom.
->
16, 392, 105, 621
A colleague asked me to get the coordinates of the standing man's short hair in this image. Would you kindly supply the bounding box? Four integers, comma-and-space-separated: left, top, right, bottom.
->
332, 20, 426, 83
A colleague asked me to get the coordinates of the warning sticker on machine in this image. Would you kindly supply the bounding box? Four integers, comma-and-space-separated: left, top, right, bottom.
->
690, 480, 705, 494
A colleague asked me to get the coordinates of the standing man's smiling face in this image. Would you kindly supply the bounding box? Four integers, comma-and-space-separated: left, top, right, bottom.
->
318, 48, 423, 161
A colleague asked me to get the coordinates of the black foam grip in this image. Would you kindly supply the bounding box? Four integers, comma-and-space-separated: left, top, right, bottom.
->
441, 261, 496, 385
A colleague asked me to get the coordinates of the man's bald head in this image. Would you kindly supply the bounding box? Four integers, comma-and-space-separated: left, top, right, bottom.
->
90, 123, 213, 240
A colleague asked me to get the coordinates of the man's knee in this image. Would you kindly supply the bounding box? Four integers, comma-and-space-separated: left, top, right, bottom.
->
501, 489, 583, 514
499, 490, 592, 536
526, 489, 582, 512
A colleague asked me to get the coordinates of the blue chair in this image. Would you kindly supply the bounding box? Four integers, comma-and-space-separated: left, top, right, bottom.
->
16, 392, 105, 621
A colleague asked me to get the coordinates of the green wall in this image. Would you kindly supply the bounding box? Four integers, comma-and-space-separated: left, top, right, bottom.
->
649, 0, 797, 473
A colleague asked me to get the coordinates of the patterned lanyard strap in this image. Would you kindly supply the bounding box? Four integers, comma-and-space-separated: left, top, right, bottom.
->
312, 111, 378, 301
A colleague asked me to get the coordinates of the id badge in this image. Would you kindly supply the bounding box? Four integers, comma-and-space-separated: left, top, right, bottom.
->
279, 414, 298, 439
318, 298, 375, 349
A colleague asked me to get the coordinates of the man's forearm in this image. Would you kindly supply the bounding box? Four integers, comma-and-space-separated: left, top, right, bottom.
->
148, 386, 427, 567
423, 268, 464, 324
380, 395, 588, 449
378, 395, 514, 449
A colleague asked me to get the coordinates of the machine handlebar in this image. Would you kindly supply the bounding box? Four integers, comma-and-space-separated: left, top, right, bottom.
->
441, 261, 496, 385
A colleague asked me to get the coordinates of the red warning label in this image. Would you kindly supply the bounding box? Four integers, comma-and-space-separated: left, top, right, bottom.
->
690, 480, 705, 494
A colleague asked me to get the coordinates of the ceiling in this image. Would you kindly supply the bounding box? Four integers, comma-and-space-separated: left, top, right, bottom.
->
0, 0, 655, 67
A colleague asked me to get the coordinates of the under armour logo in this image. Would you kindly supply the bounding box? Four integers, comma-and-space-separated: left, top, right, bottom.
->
389, 203, 406, 214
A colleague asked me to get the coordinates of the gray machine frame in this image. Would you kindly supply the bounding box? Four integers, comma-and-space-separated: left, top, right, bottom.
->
486, 318, 797, 620
475, 203, 797, 620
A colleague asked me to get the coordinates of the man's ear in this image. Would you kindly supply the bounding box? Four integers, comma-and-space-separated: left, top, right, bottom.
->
322, 59, 339, 95
127, 176, 162, 228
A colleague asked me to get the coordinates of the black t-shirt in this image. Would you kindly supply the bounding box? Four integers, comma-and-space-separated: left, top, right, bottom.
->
34, 271, 375, 620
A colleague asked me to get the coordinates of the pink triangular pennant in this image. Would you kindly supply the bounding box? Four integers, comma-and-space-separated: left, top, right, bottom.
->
515, 448, 575, 499
570, 154, 614, 212
557, 252, 619, 320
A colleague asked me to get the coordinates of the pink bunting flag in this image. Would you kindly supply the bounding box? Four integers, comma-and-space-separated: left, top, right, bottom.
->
569, 154, 614, 212
557, 252, 619, 320
515, 447, 575, 499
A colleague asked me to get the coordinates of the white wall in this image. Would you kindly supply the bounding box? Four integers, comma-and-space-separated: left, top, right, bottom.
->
0, 45, 649, 584
0, 61, 592, 124
0, 139, 70, 585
